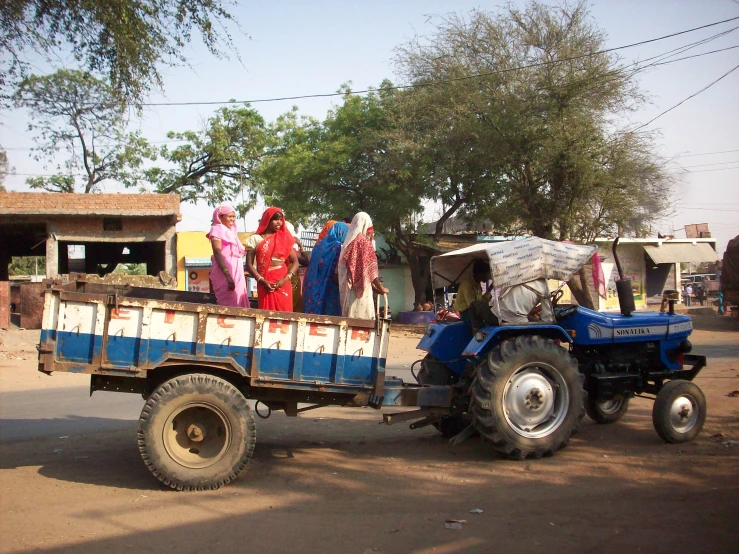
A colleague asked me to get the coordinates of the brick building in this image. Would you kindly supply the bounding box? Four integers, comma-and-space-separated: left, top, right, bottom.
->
0, 192, 181, 281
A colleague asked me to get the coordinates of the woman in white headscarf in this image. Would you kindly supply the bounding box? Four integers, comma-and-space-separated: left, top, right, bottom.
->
338, 212, 389, 320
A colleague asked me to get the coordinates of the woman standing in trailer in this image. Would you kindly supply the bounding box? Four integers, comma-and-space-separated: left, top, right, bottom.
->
303, 221, 349, 316
338, 212, 389, 320
207, 203, 249, 308
245, 207, 299, 311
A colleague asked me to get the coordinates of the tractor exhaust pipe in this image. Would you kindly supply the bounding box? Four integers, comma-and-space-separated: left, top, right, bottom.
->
612, 237, 635, 317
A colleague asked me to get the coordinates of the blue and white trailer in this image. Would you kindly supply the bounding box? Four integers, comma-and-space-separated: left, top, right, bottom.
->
37, 279, 450, 491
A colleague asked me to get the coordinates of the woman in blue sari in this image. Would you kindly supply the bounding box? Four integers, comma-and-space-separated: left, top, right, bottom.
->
303, 222, 349, 315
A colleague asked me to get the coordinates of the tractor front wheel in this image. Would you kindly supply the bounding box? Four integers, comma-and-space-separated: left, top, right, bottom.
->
652, 380, 706, 443
470, 336, 585, 459
586, 396, 630, 424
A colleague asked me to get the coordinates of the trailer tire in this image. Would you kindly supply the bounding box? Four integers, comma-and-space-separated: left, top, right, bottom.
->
586, 396, 630, 424
652, 380, 706, 444
138, 373, 256, 491
470, 335, 585, 459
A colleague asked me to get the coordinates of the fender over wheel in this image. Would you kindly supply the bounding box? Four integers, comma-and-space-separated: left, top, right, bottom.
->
470, 335, 586, 459
652, 380, 706, 444
138, 373, 256, 491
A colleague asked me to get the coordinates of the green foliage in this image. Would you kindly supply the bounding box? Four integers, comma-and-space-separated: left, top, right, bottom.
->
1, 0, 240, 106
8, 256, 45, 276
394, 1, 671, 242
113, 263, 146, 275
145, 103, 267, 213
261, 84, 434, 303
12, 70, 156, 193
0, 147, 9, 189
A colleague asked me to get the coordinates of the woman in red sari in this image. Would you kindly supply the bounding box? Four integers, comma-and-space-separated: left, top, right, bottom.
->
245, 207, 299, 311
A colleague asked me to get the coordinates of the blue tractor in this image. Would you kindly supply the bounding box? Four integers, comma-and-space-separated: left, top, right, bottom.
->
415, 237, 706, 459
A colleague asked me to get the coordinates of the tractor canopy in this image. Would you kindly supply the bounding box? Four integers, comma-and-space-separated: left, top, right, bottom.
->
430, 237, 598, 290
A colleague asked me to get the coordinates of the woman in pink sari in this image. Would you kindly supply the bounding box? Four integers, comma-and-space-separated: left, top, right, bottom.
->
245, 207, 299, 311
207, 203, 249, 307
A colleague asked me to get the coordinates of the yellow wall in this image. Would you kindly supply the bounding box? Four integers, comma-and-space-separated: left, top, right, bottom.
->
176, 231, 252, 291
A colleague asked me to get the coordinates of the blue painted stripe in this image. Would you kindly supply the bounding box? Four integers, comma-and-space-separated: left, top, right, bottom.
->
52, 331, 383, 386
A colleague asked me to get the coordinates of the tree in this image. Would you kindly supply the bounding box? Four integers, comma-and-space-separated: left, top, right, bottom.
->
394, 1, 672, 306
114, 263, 146, 275
8, 256, 45, 276
0, 146, 9, 190
144, 103, 267, 214
12, 69, 156, 193
1, 0, 240, 106
261, 85, 437, 307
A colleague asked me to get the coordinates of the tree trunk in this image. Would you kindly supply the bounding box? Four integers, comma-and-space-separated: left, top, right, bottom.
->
567, 265, 596, 309
386, 237, 429, 310
406, 251, 429, 309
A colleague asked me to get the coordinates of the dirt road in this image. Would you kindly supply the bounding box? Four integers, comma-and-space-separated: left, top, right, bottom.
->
1, 317, 738, 553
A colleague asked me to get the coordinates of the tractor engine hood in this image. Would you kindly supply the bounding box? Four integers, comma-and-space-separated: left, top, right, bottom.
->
557, 306, 693, 344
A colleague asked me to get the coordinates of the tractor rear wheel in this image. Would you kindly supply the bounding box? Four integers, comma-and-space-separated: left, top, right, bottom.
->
652, 380, 706, 443
138, 373, 256, 491
586, 396, 630, 424
470, 335, 585, 459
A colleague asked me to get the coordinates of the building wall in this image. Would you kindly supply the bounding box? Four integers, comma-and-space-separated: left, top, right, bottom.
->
595, 243, 647, 311
0, 281, 9, 329
176, 231, 253, 292
377, 265, 414, 316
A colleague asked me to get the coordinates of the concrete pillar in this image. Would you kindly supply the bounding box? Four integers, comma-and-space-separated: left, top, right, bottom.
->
166, 233, 177, 279
46, 234, 58, 278
0, 239, 9, 281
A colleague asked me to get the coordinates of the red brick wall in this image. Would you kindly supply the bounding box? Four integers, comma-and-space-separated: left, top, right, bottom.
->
19, 283, 45, 329
0, 192, 180, 216
0, 281, 9, 329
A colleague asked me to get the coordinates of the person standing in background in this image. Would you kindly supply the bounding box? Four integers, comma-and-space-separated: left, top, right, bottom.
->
338, 212, 388, 320
207, 203, 249, 308
685, 283, 693, 307
285, 221, 310, 312
303, 221, 349, 316
245, 207, 299, 311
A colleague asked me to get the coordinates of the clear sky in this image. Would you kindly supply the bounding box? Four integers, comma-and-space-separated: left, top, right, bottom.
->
2, 0, 738, 255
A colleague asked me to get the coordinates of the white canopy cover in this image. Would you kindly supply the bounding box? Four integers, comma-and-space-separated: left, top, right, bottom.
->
430, 237, 598, 290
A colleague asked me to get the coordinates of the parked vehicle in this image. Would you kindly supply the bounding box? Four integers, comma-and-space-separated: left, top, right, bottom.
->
720, 235, 739, 313
36, 237, 707, 490
417, 237, 706, 458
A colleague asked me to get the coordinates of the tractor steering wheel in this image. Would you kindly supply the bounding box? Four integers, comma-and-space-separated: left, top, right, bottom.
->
551, 288, 564, 307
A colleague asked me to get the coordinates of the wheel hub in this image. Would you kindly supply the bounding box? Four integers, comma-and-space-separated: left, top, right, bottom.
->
163, 403, 231, 469
502, 363, 570, 439
670, 395, 698, 433
187, 423, 206, 442
525, 388, 544, 410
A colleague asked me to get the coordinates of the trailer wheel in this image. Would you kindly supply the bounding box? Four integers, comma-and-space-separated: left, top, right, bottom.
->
138, 373, 256, 491
652, 380, 706, 444
470, 335, 585, 459
586, 396, 630, 424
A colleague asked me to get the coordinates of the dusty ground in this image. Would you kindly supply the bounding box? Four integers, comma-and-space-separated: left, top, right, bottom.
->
1, 316, 738, 554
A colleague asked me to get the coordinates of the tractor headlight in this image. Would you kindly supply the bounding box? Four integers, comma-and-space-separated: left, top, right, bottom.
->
678, 340, 692, 354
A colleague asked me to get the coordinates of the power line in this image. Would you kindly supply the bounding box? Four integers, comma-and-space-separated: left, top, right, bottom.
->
632, 63, 739, 131
669, 165, 739, 174
675, 148, 739, 157
139, 15, 739, 107
675, 159, 739, 168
